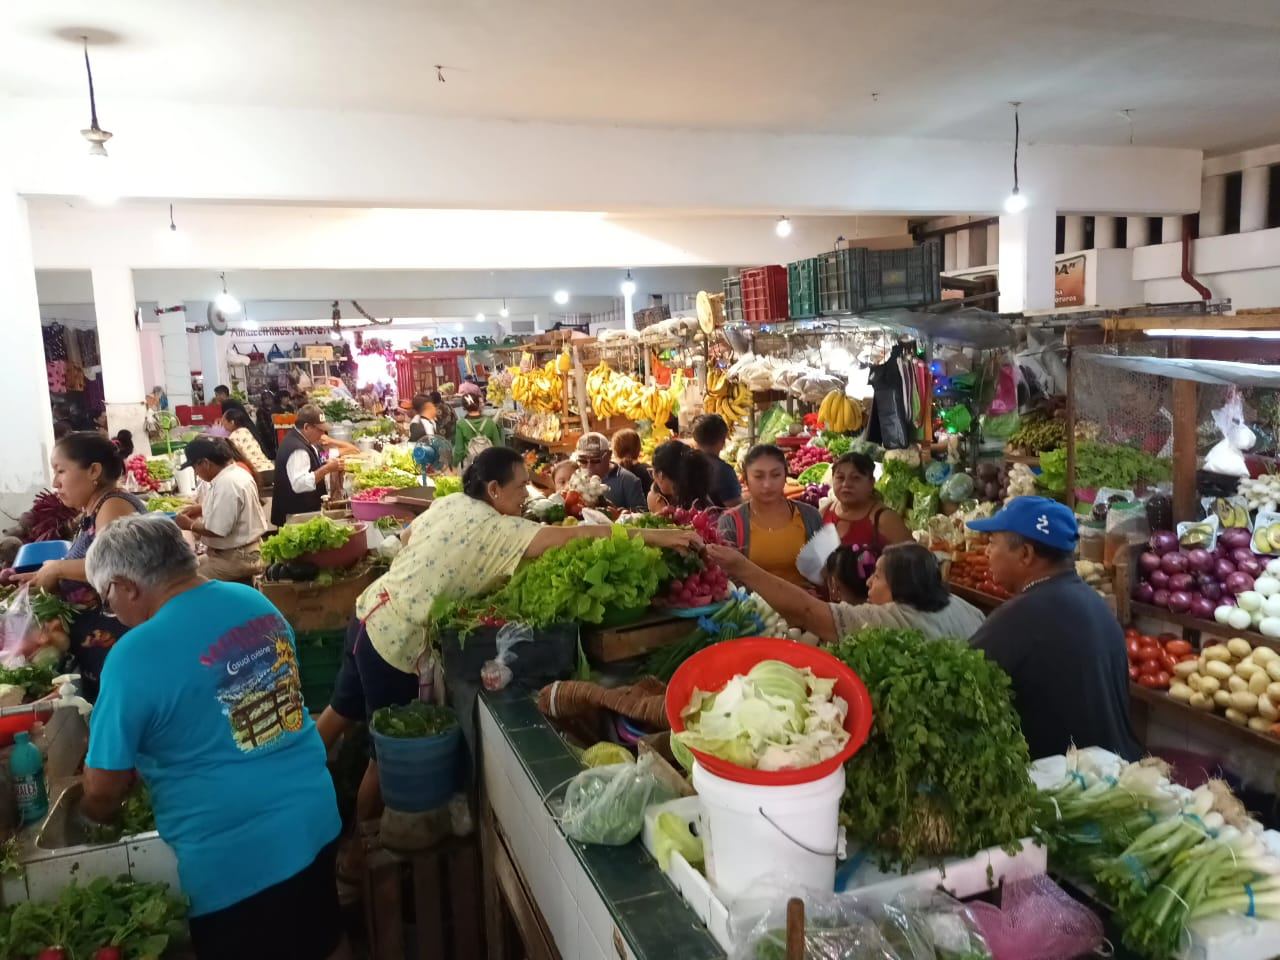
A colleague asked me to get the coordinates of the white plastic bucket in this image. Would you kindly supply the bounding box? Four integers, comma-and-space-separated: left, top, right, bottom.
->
692, 760, 844, 901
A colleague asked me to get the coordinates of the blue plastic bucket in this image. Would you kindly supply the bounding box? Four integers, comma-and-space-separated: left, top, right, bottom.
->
370, 725, 463, 812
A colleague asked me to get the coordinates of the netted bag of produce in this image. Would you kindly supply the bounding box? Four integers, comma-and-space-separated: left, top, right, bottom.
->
557, 752, 677, 845
963, 874, 1101, 960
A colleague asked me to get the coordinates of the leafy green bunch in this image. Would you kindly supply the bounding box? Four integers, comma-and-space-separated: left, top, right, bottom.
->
875, 460, 921, 515
260, 517, 354, 564
831, 627, 1038, 871
1039, 441, 1171, 495
481, 526, 665, 627
372, 701, 458, 739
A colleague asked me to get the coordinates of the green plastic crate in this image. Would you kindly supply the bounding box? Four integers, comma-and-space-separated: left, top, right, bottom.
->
787, 258, 820, 319
296, 632, 345, 712
722, 276, 744, 325
817, 248, 867, 316
863, 241, 942, 309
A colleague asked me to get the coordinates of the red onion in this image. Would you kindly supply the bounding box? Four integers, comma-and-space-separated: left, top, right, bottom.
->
1198, 578, 1223, 602
1185, 548, 1215, 574
1220, 527, 1254, 550
1168, 590, 1193, 613
1149, 569, 1171, 589
1168, 573, 1195, 592
1225, 572, 1256, 596
1132, 582, 1155, 604
1138, 551, 1163, 574
1152, 589, 1171, 608
1161, 552, 1189, 576
1214, 558, 1237, 581
1150, 530, 1181, 555
1190, 596, 1216, 620
1214, 543, 1231, 560
1238, 557, 1264, 578
1231, 548, 1257, 566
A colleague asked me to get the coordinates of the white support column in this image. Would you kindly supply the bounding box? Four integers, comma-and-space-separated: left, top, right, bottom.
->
998, 207, 1057, 313
1200, 175, 1227, 238
1093, 215, 1118, 249
160, 312, 193, 408
91, 266, 148, 443
943, 232, 957, 271
0, 192, 55, 515
622, 291, 635, 331
1063, 216, 1086, 253
193, 310, 230, 400
1241, 166, 1270, 233
986, 222, 999, 267
1162, 216, 1183, 244
1126, 217, 1150, 248
954, 229, 972, 271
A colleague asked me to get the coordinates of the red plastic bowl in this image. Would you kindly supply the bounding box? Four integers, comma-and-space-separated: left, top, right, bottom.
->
301, 522, 369, 569
0, 712, 39, 747
665, 637, 873, 787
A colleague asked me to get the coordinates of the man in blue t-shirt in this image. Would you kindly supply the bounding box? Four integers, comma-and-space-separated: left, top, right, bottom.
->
82, 515, 346, 960
693, 413, 743, 509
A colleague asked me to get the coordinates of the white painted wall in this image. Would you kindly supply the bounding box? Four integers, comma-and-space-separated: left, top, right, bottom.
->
1134, 229, 1280, 309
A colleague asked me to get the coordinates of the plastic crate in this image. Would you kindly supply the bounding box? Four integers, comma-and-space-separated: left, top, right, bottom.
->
862, 241, 942, 309
739, 265, 788, 324
633, 304, 672, 330
722, 276, 744, 325
296, 631, 345, 711
787, 258, 820, 319
816, 248, 867, 316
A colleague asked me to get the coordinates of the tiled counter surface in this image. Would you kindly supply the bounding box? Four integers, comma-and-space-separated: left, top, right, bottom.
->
480, 689, 725, 960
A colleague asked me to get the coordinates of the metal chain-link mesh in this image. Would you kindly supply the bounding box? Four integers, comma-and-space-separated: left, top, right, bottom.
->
1073, 341, 1174, 457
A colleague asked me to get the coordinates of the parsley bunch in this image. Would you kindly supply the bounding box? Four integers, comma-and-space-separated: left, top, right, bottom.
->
832, 627, 1038, 871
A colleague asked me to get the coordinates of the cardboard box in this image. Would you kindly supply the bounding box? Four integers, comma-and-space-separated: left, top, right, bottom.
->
255, 565, 379, 633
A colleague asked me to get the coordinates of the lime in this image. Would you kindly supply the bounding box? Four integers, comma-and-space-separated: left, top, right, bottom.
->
580, 742, 634, 768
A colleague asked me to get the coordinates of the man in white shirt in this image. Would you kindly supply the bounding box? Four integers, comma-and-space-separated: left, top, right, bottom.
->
270, 404, 346, 526
176, 438, 269, 582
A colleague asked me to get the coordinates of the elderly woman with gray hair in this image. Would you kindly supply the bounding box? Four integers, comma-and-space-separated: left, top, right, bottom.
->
81, 514, 349, 960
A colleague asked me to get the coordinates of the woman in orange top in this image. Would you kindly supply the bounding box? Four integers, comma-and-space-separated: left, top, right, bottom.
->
717, 444, 822, 588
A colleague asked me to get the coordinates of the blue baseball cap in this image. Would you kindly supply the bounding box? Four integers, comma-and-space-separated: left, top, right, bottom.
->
966, 495, 1079, 551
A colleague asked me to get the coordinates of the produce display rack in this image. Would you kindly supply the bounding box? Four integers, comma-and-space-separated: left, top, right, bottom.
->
1129, 600, 1280, 658
1129, 682, 1280, 754
946, 582, 1005, 613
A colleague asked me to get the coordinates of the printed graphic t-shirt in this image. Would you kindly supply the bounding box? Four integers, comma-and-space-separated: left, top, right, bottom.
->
87, 581, 341, 916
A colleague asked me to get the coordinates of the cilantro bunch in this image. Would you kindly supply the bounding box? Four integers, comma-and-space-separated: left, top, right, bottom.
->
832, 628, 1038, 871
260, 517, 354, 564
1039, 441, 1170, 495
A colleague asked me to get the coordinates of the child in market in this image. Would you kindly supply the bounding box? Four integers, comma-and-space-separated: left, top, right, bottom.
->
551, 458, 579, 493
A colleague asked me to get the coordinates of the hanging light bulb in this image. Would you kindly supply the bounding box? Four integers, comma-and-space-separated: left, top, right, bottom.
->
499, 299, 510, 318
775, 216, 792, 238
79, 37, 113, 159
215, 272, 240, 314
476, 312, 485, 322
553, 290, 570, 305
620, 270, 636, 297
1004, 101, 1027, 213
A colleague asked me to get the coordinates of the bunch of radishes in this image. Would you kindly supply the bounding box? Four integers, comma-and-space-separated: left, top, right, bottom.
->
787, 444, 832, 477
655, 565, 730, 609
351, 487, 395, 502
125, 454, 160, 493
667, 507, 725, 546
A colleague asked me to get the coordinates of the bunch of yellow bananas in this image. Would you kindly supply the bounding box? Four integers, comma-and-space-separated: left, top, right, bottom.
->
586, 361, 644, 419
818, 389, 864, 433
622, 385, 673, 424
704, 383, 752, 429
706, 368, 729, 398
512, 359, 564, 414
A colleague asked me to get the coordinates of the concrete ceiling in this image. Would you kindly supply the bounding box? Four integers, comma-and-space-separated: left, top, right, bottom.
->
4, 0, 1280, 151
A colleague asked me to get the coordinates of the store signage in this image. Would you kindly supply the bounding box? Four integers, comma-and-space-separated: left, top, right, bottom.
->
304, 345, 335, 360
426, 336, 469, 349
1055, 255, 1087, 307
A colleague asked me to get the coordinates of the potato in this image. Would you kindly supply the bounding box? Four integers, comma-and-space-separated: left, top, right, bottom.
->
1215, 689, 1234, 708
1259, 694, 1279, 721
1267, 660, 1280, 682
1228, 637, 1254, 659
1206, 660, 1236, 682
1236, 662, 1262, 680
1254, 646, 1278, 665
1250, 671, 1271, 696
1198, 675, 1221, 695
1227, 674, 1250, 693
1249, 716, 1274, 733
1230, 691, 1260, 714
1204, 645, 1233, 663
1189, 691, 1216, 711
1169, 682, 1194, 703
1269, 681, 1280, 702
1174, 660, 1199, 680
1226, 708, 1250, 726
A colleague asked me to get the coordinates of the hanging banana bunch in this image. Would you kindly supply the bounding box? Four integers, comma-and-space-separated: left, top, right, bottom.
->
817, 389, 865, 434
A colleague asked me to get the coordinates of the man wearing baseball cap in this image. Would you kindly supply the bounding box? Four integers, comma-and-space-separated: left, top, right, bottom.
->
967, 496, 1141, 761
575, 433, 645, 512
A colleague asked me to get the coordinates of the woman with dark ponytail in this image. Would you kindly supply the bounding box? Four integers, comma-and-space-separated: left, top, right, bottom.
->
647, 440, 712, 514
17, 432, 145, 697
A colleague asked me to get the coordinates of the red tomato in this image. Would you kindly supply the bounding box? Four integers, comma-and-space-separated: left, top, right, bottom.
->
1137, 644, 1164, 664
1161, 653, 1179, 674
1129, 664, 1141, 681
1127, 637, 1142, 659
1165, 639, 1194, 657
1126, 628, 1141, 639
1152, 670, 1171, 688
1137, 674, 1163, 688
1137, 660, 1161, 678
1178, 653, 1199, 662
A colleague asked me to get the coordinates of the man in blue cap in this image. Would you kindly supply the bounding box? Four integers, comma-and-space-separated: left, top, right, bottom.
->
968, 496, 1141, 761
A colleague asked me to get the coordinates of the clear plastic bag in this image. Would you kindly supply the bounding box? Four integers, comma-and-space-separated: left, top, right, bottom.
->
731, 887, 936, 960
480, 622, 534, 691
0, 585, 38, 666
892, 890, 995, 960
558, 752, 676, 845
1204, 389, 1255, 477
965, 874, 1103, 960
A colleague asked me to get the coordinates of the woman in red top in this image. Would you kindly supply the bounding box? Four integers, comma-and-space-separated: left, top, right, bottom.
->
822, 453, 913, 599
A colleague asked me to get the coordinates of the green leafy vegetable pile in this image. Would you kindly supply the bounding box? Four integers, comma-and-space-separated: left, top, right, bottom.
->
317, 398, 362, 422
875, 459, 921, 515
145, 459, 174, 482
1007, 413, 1067, 456
260, 517, 354, 565
831, 627, 1038, 871
0, 663, 57, 700
371, 701, 458, 738
431, 475, 462, 498
352, 418, 397, 439
121, 784, 157, 836
0, 876, 188, 959
1038, 441, 1171, 495
351, 466, 417, 491
144, 496, 187, 513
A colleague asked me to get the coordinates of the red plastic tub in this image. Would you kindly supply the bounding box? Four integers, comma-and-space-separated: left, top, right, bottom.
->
301, 523, 369, 569
739, 266, 789, 324
665, 637, 873, 786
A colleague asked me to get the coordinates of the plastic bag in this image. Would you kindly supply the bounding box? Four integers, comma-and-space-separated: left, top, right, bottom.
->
965, 874, 1102, 960
480, 622, 533, 691
0, 585, 38, 666
797, 524, 842, 586
1204, 389, 1255, 477
892, 891, 994, 960
558, 752, 676, 845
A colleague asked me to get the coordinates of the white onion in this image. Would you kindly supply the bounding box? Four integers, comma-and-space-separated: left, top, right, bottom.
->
1257, 576, 1280, 598
1215, 605, 1236, 624
1228, 607, 1255, 630
1261, 617, 1280, 638
1238, 590, 1264, 613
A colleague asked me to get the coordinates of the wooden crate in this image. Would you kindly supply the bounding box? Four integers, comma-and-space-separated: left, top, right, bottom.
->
581, 612, 692, 663
364, 836, 484, 960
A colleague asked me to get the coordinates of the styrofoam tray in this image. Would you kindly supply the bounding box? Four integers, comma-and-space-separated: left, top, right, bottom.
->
641, 796, 1044, 954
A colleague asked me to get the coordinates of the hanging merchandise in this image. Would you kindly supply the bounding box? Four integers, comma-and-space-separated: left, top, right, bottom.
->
866, 346, 911, 450
64, 362, 86, 393
42, 322, 67, 362
75, 328, 100, 366
46, 360, 67, 394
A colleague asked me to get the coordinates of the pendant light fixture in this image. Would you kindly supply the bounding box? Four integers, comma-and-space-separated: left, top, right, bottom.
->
79, 36, 112, 158
215, 273, 241, 314
499, 299, 510, 318
167, 204, 178, 234
775, 216, 793, 238
1003, 101, 1027, 213
620, 270, 636, 297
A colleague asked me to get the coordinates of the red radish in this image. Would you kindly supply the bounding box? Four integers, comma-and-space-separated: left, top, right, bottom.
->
37, 949, 67, 960
94, 949, 122, 960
